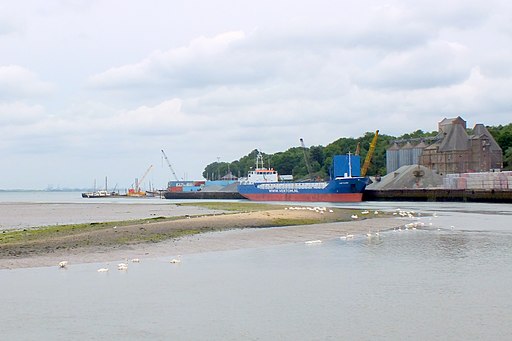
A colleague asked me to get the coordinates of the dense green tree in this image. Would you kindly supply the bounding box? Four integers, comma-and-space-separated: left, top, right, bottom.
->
398, 129, 437, 140
488, 124, 512, 169
202, 123, 512, 178
504, 147, 512, 170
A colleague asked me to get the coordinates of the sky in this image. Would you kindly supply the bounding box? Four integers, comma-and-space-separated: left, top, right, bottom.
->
1, 0, 511, 190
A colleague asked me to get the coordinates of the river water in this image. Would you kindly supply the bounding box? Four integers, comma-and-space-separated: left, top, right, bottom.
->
0, 192, 511, 340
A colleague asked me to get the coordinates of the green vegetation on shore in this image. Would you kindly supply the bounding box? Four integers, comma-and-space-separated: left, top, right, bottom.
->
0, 216, 179, 245
203, 123, 512, 179
0, 202, 386, 258
0, 202, 277, 244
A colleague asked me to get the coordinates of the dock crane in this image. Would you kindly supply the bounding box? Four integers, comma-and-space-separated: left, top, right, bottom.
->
161, 149, 179, 181
361, 130, 379, 177
300, 138, 314, 180
130, 165, 153, 196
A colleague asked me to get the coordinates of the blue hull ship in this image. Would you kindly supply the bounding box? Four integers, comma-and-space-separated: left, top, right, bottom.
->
238, 153, 368, 203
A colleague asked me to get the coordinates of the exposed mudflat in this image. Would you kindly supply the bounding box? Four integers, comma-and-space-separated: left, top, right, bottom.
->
0, 203, 403, 269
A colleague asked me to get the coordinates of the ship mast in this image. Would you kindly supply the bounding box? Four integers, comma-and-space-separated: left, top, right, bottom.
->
348, 151, 352, 177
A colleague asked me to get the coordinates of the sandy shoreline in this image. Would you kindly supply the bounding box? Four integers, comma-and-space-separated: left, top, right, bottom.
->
0, 202, 221, 230
0, 203, 406, 269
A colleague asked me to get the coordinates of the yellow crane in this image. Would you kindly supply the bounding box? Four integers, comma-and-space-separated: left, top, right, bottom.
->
361, 130, 379, 177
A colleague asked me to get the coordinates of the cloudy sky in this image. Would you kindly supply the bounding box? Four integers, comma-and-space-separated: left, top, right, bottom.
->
1, 0, 511, 190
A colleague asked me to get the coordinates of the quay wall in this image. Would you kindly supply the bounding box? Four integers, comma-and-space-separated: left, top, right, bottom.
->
364, 189, 512, 203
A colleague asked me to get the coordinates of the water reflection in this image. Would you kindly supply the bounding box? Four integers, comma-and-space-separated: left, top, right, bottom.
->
1, 202, 512, 340
433, 232, 470, 259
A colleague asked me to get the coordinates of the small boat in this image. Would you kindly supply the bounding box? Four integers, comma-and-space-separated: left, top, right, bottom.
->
237, 152, 368, 202
81, 190, 115, 198
82, 177, 118, 198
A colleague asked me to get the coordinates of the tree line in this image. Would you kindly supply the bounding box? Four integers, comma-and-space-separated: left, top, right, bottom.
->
203, 124, 512, 180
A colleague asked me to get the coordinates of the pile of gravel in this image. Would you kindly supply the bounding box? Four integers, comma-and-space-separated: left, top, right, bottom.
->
367, 165, 443, 190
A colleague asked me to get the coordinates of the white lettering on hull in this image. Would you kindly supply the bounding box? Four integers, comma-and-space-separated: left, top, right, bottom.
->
257, 182, 329, 192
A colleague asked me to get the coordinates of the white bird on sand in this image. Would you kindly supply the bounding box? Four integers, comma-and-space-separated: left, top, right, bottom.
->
305, 240, 322, 244
351, 214, 358, 219
131, 258, 140, 263
340, 233, 354, 240
170, 255, 182, 263
366, 230, 373, 238
97, 268, 109, 272
58, 261, 68, 268
361, 210, 369, 215
118, 263, 128, 270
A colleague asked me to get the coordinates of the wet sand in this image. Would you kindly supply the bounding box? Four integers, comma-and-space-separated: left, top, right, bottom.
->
0, 203, 405, 269
0, 202, 220, 230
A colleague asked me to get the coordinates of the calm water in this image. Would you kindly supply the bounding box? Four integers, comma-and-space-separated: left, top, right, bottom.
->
1, 192, 511, 340
0, 191, 169, 204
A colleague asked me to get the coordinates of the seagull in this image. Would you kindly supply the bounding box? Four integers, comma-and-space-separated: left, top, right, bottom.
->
170, 255, 182, 263
305, 240, 322, 244
97, 268, 109, 272
118, 263, 128, 270
131, 258, 140, 263
340, 232, 354, 240
351, 214, 358, 219
58, 261, 68, 268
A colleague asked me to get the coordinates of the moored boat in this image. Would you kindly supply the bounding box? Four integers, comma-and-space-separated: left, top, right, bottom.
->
81, 190, 115, 198
237, 153, 368, 202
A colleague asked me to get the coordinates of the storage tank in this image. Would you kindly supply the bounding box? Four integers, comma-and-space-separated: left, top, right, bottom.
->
398, 142, 413, 167
386, 143, 400, 173
412, 141, 427, 165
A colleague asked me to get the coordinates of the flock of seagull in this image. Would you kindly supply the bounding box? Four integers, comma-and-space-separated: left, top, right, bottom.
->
286, 206, 334, 214
58, 255, 182, 272
304, 208, 441, 245
57, 206, 443, 271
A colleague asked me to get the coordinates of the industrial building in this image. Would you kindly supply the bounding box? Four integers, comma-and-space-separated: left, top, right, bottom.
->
386, 116, 503, 175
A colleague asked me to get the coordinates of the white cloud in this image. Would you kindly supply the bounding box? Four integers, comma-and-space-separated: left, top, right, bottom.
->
353, 40, 472, 89
0, 0, 511, 189
0, 65, 55, 100
0, 102, 45, 126
87, 31, 248, 91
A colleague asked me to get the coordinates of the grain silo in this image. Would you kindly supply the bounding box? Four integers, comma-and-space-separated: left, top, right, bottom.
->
399, 142, 413, 167
412, 141, 427, 165
386, 142, 400, 173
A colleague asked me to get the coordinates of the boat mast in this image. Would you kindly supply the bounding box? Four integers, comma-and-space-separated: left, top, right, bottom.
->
348, 151, 352, 177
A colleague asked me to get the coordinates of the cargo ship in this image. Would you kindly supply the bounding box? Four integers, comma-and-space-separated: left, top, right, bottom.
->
237, 153, 369, 202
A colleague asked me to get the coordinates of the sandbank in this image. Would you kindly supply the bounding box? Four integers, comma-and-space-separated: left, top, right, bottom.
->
0, 204, 406, 269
